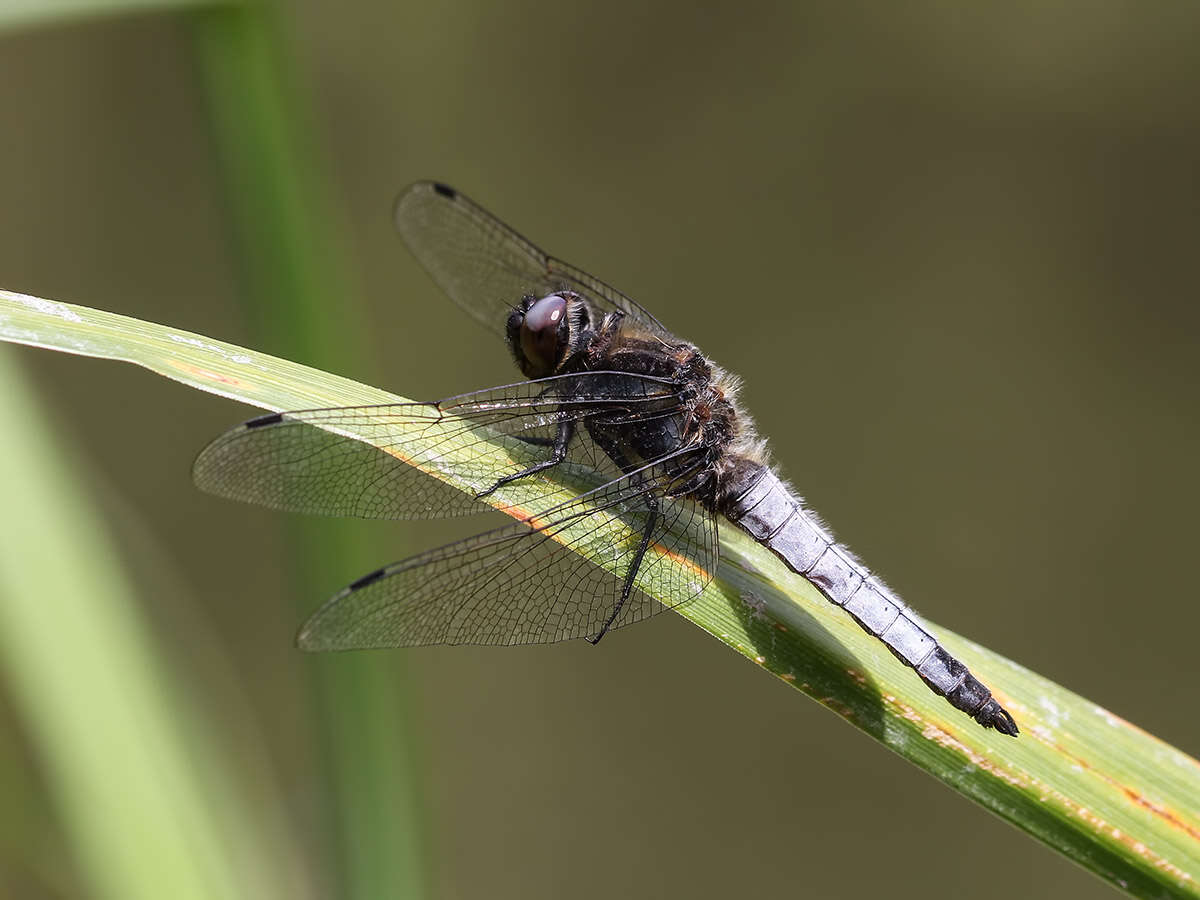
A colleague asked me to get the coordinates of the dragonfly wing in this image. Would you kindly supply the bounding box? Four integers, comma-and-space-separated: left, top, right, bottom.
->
296, 451, 718, 648
394, 181, 670, 337
193, 372, 686, 521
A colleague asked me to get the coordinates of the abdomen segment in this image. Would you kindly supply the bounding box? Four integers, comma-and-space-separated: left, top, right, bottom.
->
722, 463, 1018, 736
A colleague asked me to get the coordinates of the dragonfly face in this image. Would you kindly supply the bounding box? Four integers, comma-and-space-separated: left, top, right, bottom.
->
193, 181, 1018, 737
507, 292, 584, 378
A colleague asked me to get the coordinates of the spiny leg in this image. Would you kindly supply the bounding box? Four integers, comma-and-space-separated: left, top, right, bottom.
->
586, 453, 714, 644
587, 489, 659, 645
510, 435, 555, 448
582, 419, 649, 644
476, 419, 576, 499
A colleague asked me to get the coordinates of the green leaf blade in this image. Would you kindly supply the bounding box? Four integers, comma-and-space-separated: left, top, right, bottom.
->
2, 288, 1198, 898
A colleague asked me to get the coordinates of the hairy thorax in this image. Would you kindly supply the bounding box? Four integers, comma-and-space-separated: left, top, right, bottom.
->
586, 324, 768, 509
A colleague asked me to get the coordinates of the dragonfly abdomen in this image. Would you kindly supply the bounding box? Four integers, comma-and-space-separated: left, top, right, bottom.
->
720, 462, 1018, 736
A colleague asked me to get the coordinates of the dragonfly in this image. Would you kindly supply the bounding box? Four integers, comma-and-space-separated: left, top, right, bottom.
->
194, 181, 1018, 736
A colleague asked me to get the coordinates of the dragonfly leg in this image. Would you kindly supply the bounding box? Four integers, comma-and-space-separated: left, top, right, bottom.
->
510, 434, 555, 447
588, 489, 659, 645
475, 420, 576, 499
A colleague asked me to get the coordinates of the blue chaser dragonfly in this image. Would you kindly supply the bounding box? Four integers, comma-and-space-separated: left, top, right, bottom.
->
194, 182, 1018, 736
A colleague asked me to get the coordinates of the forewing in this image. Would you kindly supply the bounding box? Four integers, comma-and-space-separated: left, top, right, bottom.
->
192, 372, 685, 520
394, 181, 671, 337
296, 453, 718, 648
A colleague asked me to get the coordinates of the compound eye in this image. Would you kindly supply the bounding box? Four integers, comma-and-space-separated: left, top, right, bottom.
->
520, 294, 569, 374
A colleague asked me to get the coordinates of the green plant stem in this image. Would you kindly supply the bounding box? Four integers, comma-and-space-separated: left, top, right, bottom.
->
187, 8, 424, 898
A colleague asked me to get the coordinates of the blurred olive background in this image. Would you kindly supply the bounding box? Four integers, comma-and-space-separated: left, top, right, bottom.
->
1, 2, 1198, 898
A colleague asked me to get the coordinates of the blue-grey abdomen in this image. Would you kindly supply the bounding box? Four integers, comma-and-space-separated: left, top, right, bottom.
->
721, 462, 1016, 735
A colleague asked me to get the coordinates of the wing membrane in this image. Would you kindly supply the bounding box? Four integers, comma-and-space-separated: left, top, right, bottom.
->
394, 181, 670, 337
192, 371, 685, 521
296, 452, 717, 648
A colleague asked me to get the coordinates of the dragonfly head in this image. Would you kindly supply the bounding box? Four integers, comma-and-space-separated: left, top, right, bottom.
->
507, 291, 592, 378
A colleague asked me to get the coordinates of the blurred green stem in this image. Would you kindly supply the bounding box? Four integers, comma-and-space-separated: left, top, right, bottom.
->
0, 348, 262, 900
188, 6, 425, 897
